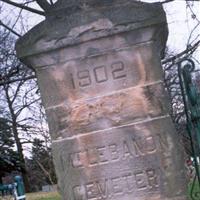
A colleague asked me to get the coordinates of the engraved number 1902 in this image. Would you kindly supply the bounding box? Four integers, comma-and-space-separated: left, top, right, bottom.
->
70, 61, 126, 89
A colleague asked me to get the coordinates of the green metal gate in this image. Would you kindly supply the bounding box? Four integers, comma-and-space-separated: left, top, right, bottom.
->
178, 59, 200, 199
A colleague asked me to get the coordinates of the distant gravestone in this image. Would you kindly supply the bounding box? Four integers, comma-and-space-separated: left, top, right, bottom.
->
42, 185, 51, 193
42, 185, 57, 192
16, 0, 187, 199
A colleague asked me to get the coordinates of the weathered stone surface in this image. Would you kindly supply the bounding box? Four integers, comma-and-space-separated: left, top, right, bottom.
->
53, 117, 186, 200
36, 41, 163, 108
45, 82, 169, 139
15, 1, 167, 58
16, 1, 187, 200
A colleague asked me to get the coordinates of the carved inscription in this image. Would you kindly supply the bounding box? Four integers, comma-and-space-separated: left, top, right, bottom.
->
73, 168, 159, 200
70, 61, 127, 89
60, 134, 168, 170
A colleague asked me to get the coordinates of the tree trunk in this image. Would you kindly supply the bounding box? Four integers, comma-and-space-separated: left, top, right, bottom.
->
4, 85, 31, 192
12, 123, 30, 192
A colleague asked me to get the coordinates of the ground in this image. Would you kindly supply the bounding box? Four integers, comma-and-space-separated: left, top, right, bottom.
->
26, 192, 61, 200
25, 186, 198, 200
0, 192, 61, 200
1, 185, 200, 200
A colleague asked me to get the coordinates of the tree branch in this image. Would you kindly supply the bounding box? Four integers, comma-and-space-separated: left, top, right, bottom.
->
162, 40, 200, 64
16, 97, 40, 117
35, 159, 54, 185
161, 0, 199, 4
0, 75, 36, 86
161, 0, 175, 4
0, 0, 45, 16
36, 0, 51, 11
0, 20, 21, 37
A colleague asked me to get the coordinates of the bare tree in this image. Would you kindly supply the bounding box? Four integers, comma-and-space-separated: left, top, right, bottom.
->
0, 28, 45, 191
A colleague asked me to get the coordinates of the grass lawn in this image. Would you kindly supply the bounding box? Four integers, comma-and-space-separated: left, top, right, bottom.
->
26, 192, 61, 200
24, 184, 200, 200
25, 183, 200, 200
1, 183, 200, 200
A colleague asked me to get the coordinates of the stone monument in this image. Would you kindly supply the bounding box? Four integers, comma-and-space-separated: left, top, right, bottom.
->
16, 0, 187, 199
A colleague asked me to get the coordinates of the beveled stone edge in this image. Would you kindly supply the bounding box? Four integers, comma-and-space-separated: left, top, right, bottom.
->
50, 0, 156, 15
34, 40, 155, 69
15, 0, 167, 60
16, 19, 166, 60
52, 114, 171, 142
46, 81, 169, 140
45, 80, 164, 110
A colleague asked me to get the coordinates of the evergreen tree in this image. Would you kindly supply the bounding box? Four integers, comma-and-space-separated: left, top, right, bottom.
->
0, 117, 20, 183
27, 138, 56, 191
